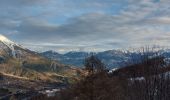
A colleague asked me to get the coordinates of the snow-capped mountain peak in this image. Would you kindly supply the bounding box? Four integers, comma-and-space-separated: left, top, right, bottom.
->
0, 34, 18, 57
0, 34, 15, 44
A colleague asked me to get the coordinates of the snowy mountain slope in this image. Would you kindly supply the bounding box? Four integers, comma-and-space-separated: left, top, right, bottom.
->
0, 34, 26, 58
0, 34, 45, 63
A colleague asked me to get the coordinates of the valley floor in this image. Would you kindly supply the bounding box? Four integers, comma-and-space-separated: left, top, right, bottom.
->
0, 74, 67, 100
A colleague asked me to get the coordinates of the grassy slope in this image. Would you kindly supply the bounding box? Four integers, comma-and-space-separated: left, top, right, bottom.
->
0, 44, 84, 84
0, 56, 83, 84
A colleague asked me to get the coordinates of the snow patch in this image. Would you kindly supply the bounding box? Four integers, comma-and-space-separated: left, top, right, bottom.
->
108, 68, 118, 73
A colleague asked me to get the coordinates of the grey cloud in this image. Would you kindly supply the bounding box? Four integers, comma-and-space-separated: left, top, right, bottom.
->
14, 10, 170, 51
0, 0, 46, 7
1, 0, 170, 53
15, 14, 115, 40
144, 17, 170, 25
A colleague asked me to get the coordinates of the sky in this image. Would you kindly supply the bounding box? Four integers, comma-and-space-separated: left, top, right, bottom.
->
1, 0, 170, 53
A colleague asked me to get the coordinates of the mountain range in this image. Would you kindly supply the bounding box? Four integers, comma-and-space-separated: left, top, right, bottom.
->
40, 49, 170, 69
40, 50, 131, 69
0, 35, 82, 84
1, 34, 170, 82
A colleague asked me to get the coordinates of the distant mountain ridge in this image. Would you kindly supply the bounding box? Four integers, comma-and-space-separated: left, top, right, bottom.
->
41, 49, 170, 69
40, 50, 129, 69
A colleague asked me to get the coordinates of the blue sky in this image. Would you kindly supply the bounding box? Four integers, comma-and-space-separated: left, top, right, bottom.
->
0, 0, 170, 53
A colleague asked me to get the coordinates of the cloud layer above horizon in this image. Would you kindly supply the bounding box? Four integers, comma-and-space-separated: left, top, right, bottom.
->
1, 0, 170, 53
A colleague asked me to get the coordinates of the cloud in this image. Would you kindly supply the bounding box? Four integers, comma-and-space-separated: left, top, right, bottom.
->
0, 0, 47, 6
145, 17, 170, 24
1, 0, 170, 53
